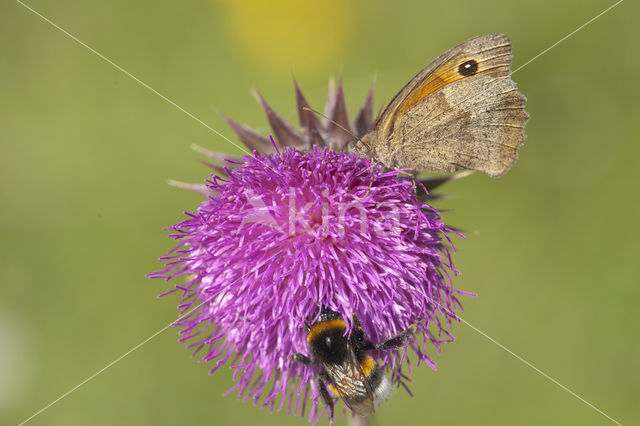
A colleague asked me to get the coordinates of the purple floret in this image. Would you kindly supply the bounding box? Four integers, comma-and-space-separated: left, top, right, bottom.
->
150, 145, 465, 421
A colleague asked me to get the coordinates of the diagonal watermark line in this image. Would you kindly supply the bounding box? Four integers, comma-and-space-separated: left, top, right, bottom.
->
16, 0, 625, 425
457, 315, 623, 425
17, 250, 284, 426
426, 297, 623, 424
512, 0, 624, 74
17, 319, 179, 426
15, 0, 249, 156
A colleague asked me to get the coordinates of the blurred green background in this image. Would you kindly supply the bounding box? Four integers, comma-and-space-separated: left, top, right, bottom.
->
1, 0, 638, 425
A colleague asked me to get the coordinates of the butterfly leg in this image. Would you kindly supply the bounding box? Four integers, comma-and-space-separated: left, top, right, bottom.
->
376, 324, 418, 350
291, 353, 313, 365
318, 371, 335, 424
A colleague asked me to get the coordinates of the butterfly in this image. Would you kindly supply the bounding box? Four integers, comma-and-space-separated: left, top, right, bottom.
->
352, 33, 528, 177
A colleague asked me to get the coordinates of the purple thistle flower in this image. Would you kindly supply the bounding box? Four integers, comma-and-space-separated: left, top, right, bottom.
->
150, 80, 469, 422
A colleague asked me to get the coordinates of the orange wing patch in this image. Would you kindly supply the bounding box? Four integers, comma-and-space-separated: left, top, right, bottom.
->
394, 55, 468, 118
382, 50, 511, 139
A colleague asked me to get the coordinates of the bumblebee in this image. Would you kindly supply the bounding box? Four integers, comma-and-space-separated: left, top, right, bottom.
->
292, 307, 416, 421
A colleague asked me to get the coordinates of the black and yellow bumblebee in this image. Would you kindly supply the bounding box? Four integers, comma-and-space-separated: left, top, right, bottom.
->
292, 307, 417, 421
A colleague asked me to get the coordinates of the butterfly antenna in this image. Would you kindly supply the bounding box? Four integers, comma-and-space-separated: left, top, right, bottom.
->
301, 106, 359, 142
301, 106, 376, 200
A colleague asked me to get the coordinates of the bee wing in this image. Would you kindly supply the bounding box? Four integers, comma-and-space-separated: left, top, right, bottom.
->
324, 362, 373, 416
348, 340, 376, 410
323, 342, 376, 416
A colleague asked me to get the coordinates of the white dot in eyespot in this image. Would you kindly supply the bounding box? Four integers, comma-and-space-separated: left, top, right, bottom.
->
458, 59, 479, 76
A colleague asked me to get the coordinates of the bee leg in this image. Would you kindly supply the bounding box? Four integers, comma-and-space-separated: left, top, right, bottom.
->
317, 373, 335, 424
376, 324, 418, 350
352, 312, 362, 327
291, 353, 313, 365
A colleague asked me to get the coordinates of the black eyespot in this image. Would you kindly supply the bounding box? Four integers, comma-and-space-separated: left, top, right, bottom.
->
458, 59, 478, 76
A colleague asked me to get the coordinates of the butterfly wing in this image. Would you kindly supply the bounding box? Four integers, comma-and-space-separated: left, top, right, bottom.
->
358, 33, 527, 177
387, 75, 527, 176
